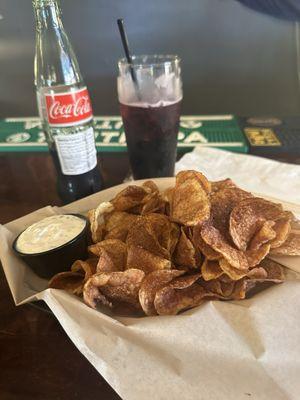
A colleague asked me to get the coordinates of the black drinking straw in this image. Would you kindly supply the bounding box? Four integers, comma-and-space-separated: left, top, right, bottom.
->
117, 18, 140, 97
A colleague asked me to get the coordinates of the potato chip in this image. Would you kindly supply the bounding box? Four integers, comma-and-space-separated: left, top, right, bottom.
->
249, 220, 276, 250
104, 228, 128, 242
139, 270, 185, 315
105, 218, 138, 242
161, 187, 174, 216
229, 197, 288, 251
210, 187, 253, 238
211, 178, 237, 193
219, 281, 238, 297
88, 241, 107, 256
221, 260, 284, 300
292, 219, 300, 229
142, 180, 159, 193
154, 284, 211, 315
246, 267, 268, 280
91, 239, 127, 273
269, 217, 291, 248
245, 243, 270, 268
205, 259, 284, 301
71, 258, 98, 280
127, 215, 170, 259
88, 210, 103, 243
184, 226, 194, 240
199, 278, 221, 295
200, 278, 235, 298
143, 213, 172, 251
88, 242, 101, 257
257, 258, 284, 282
220, 259, 267, 281
220, 280, 239, 293
173, 227, 200, 268
270, 229, 300, 255
201, 258, 223, 281
176, 170, 211, 193
205, 277, 257, 300
168, 223, 180, 255
134, 181, 163, 214
82, 274, 112, 309
154, 273, 209, 315
192, 224, 221, 260
218, 273, 233, 283
127, 245, 171, 273
171, 170, 211, 226
141, 192, 166, 215
104, 211, 136, 232
201, 223, 248, 270
218, 258, 247, 280
103, 211, 138, 242
89, 201, 114, 243
88, 238, 126, 257
49, 271, 84, 295
111, 185, 148, 212
169, 272, 202, 289
162, 187, 174, 203
230, 278, 256, 300
83, 269, 145, 309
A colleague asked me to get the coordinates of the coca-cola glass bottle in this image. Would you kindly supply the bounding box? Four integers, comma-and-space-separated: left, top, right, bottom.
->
33, 0, 102, 203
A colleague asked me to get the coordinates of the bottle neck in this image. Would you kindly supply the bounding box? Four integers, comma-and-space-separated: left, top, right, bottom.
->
33, 0, 63, 31
33, 0, 83, 87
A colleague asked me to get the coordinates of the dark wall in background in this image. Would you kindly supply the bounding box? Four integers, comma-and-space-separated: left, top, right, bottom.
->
0, 0, 299, 117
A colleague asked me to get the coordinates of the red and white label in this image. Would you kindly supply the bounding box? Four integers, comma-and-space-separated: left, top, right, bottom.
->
45, 87, 93, 127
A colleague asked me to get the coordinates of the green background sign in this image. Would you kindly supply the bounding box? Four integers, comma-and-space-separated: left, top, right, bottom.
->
0, 115, 248, 153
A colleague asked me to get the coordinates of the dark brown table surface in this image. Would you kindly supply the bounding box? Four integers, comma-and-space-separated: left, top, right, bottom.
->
0, 150, 299, 400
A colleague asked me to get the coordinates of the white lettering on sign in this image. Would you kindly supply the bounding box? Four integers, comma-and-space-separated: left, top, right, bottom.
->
114, 121, 123, 130
119, 132, 126, 144
101, 131, 120, 143
6, 133, 31, 143
96, 120, 113, 130
180, 120, 202, 129
178, 131, 185, 141
37, 132, 46, 143
25, 121, 42, 130
184, 131, 208, 144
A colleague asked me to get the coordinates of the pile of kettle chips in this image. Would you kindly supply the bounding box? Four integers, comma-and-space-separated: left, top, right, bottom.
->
49, 170, 300, 316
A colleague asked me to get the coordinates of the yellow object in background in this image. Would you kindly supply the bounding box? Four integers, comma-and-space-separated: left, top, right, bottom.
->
244, 128, 281, 146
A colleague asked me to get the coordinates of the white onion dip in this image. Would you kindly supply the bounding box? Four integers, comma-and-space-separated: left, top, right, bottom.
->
16, 215, 86, 254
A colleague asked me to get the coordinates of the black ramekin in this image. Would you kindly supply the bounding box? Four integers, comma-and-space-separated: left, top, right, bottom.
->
12, 214, 88, 279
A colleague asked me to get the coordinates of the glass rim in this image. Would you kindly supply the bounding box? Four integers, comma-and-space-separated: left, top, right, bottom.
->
118, 54, 181, 68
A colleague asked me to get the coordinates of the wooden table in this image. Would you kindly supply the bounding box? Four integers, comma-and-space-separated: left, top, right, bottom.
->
0, 151, 298, 400
0, 153, 129, 400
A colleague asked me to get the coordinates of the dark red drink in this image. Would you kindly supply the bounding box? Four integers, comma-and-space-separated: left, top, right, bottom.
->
120, 100, 181, 179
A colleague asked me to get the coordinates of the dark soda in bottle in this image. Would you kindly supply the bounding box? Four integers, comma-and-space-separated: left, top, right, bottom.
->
33, 0, 102, 203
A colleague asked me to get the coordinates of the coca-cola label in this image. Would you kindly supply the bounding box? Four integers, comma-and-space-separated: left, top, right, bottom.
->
45, 87, 93, 127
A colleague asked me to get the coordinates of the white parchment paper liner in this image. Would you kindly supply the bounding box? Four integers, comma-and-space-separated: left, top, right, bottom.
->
1, 148, 300, 400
